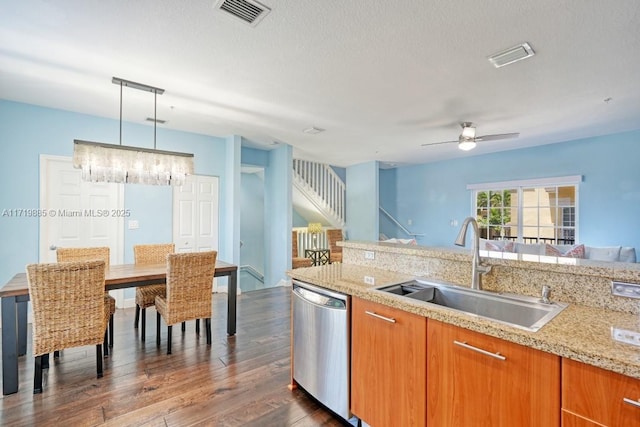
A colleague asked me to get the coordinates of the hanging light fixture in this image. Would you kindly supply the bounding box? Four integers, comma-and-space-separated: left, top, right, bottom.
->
73, 77, 194, 186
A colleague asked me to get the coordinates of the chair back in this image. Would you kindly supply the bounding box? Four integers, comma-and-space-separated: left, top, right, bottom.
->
326, 229, 344, 254
134, 243, 175, 265
165, 251, 218, 322
26, 260, 106, 356
292, 231, 300, 258
57, 247, 110, 268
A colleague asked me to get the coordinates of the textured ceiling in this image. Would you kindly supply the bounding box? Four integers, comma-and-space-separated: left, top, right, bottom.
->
1, 0, 639, 167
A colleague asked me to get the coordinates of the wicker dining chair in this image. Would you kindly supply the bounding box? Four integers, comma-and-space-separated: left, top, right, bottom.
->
26, 260, 110, 394
292, 230, 313, 269
155, 251, 217, 354
133, 243, 175, 341
326, 228, 344, 263
56, 247, 115, 354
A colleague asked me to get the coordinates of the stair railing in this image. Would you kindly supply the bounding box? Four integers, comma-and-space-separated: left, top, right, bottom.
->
293, 159, 345, 225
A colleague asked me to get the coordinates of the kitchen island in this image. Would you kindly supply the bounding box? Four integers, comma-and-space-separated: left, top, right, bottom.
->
288, 241, 640, 426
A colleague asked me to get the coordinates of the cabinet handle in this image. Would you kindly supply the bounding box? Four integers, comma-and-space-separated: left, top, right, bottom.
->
365, 311, 396, 323
453, 340, 506, 361
623, 397, 640, 408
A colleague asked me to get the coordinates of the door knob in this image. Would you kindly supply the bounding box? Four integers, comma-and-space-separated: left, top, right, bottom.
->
49, 245, 57, 251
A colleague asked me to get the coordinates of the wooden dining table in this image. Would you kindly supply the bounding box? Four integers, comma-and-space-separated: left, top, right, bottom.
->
0, 260, 238, 395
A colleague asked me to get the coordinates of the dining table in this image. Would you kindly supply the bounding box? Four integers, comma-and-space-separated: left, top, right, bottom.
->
0, 260, 238, 395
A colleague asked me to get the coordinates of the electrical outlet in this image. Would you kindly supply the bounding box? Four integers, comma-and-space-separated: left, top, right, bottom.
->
364, 251, 375, 260
364, 276, 375, 285
128, 220, 139, 230
611, 281, 640, 299
407, 219, 413, 226
611, 327, 640, 347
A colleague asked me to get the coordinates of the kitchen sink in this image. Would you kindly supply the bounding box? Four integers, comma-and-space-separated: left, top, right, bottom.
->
378, 279, 568, 332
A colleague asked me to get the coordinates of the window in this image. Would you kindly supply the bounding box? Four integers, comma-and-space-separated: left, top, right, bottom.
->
468, 176, 580, 244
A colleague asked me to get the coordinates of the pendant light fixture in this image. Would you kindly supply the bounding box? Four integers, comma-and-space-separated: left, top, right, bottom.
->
73, 77, 194, 186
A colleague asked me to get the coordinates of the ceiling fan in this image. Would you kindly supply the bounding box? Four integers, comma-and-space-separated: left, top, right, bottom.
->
422, 122, 519, 151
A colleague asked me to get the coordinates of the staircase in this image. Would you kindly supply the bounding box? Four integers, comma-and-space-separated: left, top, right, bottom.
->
293, 159, 345, 228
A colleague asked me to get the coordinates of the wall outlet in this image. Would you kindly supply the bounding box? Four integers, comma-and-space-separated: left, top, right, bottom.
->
611, 281, 640, 299
407, 219, 413, 226
364, 251, 375, 260
364, 276, 375, 285
611, 327, 640, 347
128, 220, 139, 230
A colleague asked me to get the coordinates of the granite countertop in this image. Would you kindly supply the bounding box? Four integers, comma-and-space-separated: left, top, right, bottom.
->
288, 263, 640, 380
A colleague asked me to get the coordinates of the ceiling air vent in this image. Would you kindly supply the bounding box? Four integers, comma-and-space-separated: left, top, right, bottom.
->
488, 42, 535, 68
215, 0, 271, 27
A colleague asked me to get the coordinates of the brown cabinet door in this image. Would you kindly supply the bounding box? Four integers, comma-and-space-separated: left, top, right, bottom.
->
563, 358, 640, 427
351, 297, 427, 427
427, 320, 561, 427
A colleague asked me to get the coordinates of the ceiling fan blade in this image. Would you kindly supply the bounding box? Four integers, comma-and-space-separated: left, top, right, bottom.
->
475, 132, 519, 142
421, 140, 458, 147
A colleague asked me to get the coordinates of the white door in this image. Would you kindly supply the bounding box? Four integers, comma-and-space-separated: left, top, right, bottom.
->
39, 155, 125, 304
173, 175, 219, 253
173, 175, 220, 291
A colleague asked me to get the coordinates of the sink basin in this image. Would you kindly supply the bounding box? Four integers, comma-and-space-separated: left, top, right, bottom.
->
378, 279, 568, 332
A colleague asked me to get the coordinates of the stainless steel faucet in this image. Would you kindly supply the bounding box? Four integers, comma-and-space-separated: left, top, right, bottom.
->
454, 217, 492, 290
541, 285, 552, 304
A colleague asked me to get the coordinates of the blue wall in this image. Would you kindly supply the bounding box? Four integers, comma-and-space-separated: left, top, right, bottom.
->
380, 130, 640, 250
346, 161, 379, 241
264, 144, 292, 286
240, 171, 265, 291
0, 100, 231, 290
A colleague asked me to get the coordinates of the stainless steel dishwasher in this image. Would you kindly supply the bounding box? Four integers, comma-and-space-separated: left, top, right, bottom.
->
292, 280, 351, 421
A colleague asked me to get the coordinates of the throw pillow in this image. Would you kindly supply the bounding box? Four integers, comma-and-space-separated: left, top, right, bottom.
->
545, 244, 585, 259
485, 241, 515, 252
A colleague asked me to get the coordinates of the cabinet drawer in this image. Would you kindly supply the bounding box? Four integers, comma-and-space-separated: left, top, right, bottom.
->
562, 358, 640, 427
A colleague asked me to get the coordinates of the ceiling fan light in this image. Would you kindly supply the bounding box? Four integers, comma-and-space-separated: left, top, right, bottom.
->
461, 125, 476, 139
458, 139, 477, 151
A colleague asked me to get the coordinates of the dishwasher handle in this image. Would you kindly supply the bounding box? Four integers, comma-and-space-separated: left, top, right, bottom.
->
293, 285, 347, 309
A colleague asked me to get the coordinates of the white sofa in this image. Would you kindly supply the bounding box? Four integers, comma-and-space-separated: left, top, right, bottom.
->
480, 239, 636, 263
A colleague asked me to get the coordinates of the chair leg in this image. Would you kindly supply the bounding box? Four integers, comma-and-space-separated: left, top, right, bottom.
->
96, 345, 103, 378
196, 319, 200, 335
167, 325, 172, 355
104, 330, 109, 357
181, 321, 186, 332
134, 305, 140, 328
42, 353, 50, 369
206, 318, 211, 345
53, 350, 60, 359
156, 312, 161, 346
141, 308, 146, 342
34, 355, 43, 394
109, 314, 114, 348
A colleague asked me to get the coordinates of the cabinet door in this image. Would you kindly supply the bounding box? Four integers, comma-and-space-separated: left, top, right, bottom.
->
563, 358, 640, 427
427, 320, 561, 427
351, 297, 427, 427
562, 410, 607, 427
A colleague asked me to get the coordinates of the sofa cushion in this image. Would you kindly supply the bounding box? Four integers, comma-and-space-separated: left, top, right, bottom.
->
585, 246, 622, 262
620, 247, 637, 263
545, 244, 586, 259
515, 242, 544, 255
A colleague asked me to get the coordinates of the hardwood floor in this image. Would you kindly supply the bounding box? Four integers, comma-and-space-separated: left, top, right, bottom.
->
0, 287, 349, 426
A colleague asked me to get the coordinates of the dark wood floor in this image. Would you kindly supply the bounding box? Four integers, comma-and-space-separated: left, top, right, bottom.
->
0, 287, 349, 426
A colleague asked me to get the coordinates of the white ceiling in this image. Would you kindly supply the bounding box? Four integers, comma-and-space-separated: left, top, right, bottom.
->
1, 0, 639, 167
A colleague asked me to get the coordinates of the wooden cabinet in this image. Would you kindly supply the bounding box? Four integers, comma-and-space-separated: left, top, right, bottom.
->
562, 357, 640, 427
351, 297, 427, 427
427, 320, 561, 427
